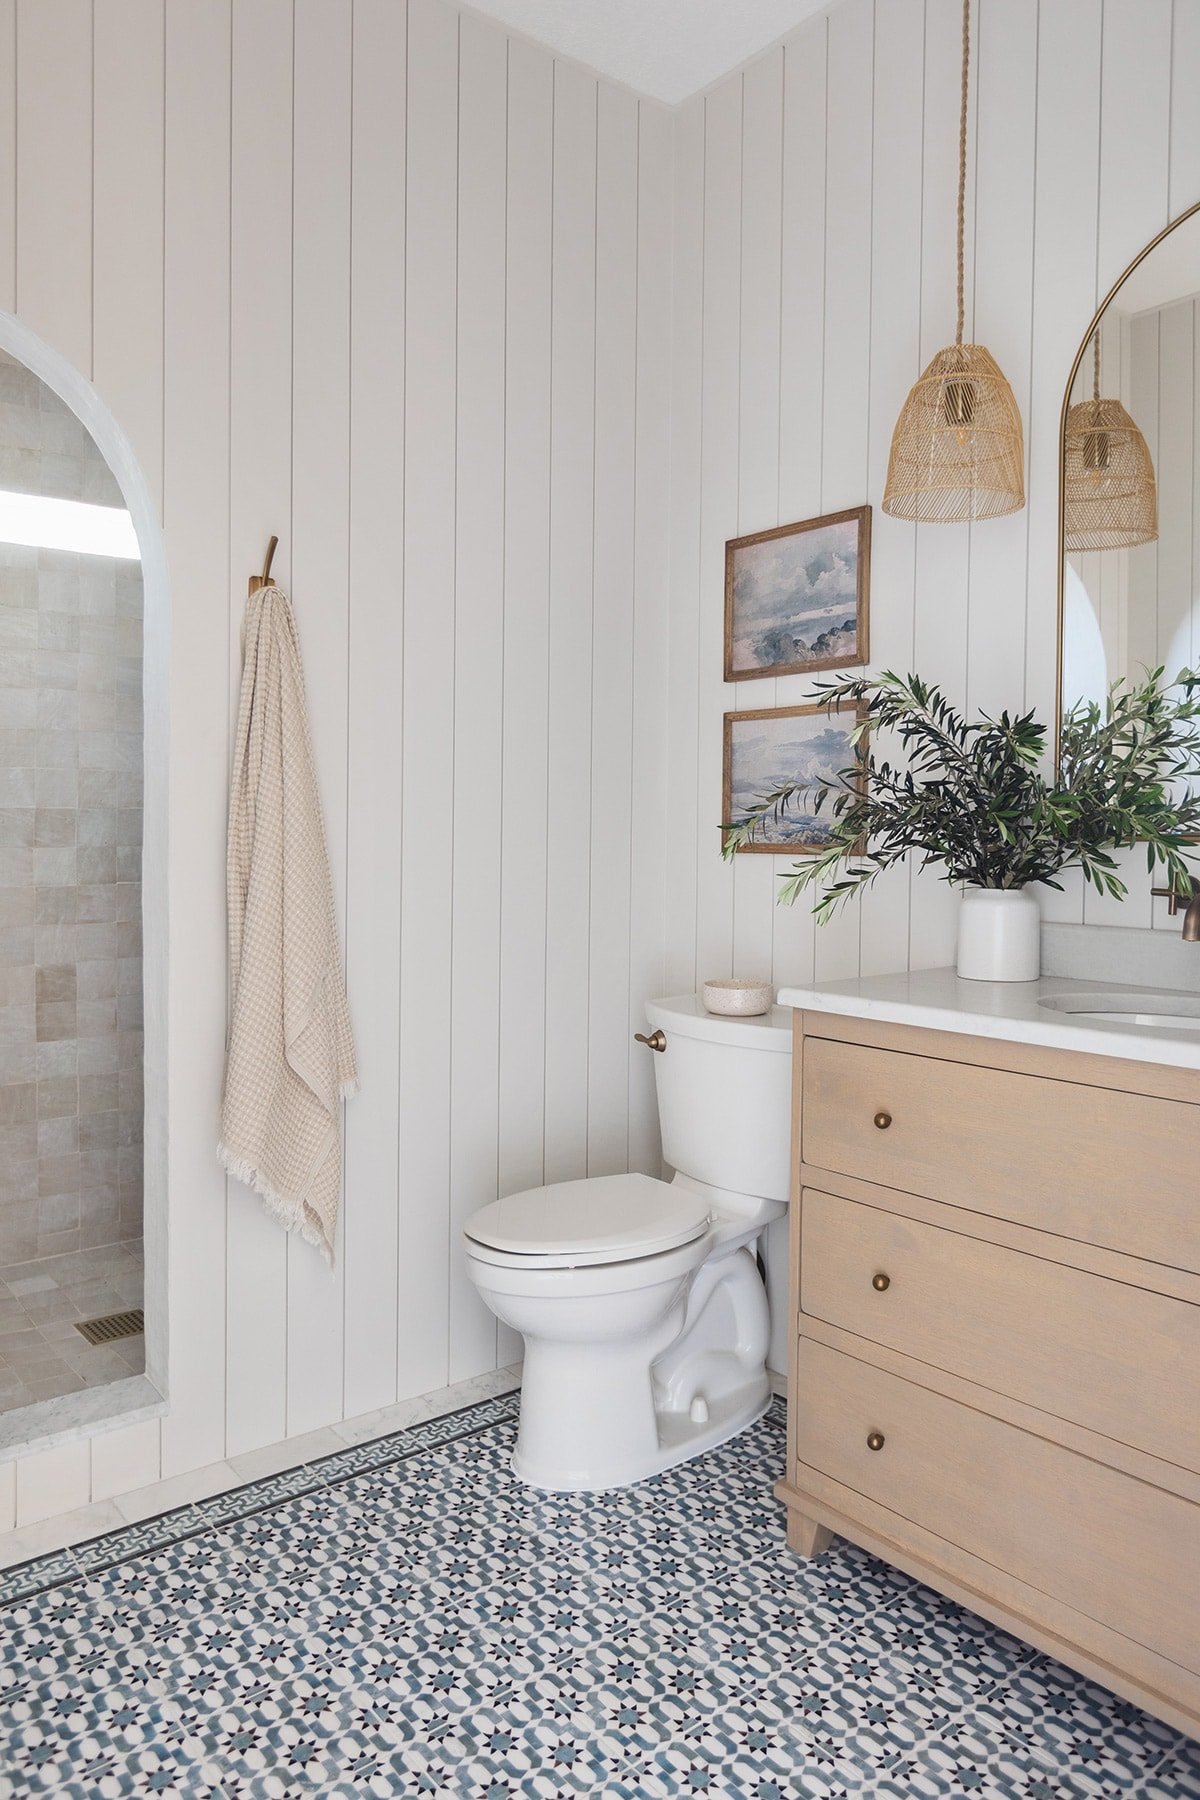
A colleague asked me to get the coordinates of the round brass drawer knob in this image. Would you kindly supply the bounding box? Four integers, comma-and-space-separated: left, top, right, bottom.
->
873, 1110, 892, 1130
871, 1272, 890, 1292
866, 1431, 886, 1452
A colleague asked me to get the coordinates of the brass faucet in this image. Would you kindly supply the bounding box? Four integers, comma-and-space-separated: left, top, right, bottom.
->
1151, 876, 1200, 941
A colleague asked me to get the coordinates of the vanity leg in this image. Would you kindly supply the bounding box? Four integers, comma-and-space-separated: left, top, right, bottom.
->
787, 1510, 833, 1558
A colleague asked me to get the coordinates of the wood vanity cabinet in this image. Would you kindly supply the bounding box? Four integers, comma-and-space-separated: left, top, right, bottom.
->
780, 1008, 1200, 1738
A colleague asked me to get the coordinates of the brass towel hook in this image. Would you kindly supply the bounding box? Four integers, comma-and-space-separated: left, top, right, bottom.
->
248, 534, 279, 598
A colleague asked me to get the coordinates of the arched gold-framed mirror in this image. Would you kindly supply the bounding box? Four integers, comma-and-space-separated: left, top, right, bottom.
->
1056, 198, 1200, 762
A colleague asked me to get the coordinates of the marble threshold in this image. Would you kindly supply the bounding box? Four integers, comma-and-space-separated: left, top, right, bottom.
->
0, 1374, 164, 1464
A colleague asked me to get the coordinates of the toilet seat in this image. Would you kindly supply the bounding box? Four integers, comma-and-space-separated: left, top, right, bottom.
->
464, 1172, 710, 1270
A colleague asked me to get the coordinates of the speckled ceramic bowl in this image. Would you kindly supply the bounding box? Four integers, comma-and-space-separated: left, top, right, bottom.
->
702, 979, 773, 1017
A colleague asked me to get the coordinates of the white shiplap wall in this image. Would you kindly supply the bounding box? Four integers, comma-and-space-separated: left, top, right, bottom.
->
667, 0, 1200, 1002
1126, 302, 1199, 679
665, 0, 1199, 1355
0, 0, 671, 1530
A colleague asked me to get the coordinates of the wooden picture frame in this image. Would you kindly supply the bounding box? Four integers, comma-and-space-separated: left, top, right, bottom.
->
724, 505, 871, 683
722, 700, 867, 855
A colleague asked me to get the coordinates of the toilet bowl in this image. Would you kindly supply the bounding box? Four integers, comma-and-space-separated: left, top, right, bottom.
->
463, 994, 792, 1491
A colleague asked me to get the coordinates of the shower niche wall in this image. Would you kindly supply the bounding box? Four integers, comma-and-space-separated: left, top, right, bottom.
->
0, 348, 144, 1417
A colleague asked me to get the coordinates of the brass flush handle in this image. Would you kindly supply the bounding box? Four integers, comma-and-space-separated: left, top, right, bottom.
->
866, 1431, 886, 1452
873, 1110, 892, 1130
871, 1272, 891, 1292
635, 1030, 667, 1052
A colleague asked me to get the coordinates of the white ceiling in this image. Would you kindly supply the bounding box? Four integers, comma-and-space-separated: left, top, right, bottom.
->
461, 0, 831, 105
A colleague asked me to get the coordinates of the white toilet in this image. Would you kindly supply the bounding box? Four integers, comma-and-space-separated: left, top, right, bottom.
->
462, 994, 792, 1491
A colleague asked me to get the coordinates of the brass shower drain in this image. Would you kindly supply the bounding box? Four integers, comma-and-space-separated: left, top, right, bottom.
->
75, 1308, 144, 1346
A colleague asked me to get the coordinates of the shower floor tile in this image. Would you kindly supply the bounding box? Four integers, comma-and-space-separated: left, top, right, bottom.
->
0, 1239, 142, 1413
0, 1392, 1195, 1798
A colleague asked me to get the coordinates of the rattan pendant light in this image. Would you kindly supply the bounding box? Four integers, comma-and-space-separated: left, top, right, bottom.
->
1062, 330, 1157, 550
882, 0, 1025, 522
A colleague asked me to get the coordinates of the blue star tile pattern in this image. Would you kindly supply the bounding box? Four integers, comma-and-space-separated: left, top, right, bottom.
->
0, 1391, 1195, 1798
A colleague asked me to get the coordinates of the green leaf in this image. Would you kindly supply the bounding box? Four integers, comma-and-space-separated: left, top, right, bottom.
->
730, 664, 1200, 924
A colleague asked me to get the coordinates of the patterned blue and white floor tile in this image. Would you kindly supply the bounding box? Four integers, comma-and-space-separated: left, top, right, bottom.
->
0, 1393, 1196, 1798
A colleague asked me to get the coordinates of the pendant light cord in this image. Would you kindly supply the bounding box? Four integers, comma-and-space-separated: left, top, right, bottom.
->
955, 0, 970, 347
1093, 328, 1101, 402
883, 0, 1024, 519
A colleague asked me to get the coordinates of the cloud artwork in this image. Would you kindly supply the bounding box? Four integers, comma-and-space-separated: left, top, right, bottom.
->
725, 508, 870, 680
724, 706, 862, 853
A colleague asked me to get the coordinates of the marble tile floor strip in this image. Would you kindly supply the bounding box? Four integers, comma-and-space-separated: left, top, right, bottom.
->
0, 1392, 1196, 1798
0, 1240, 143, 1414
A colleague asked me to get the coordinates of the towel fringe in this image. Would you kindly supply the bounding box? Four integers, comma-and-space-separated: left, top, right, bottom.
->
217, 1140, 335, 1268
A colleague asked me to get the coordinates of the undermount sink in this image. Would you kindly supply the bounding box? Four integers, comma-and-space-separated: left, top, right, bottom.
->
1037, 991, 1200, 1032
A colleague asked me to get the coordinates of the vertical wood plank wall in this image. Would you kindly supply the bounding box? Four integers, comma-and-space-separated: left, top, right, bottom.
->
667, 0, 1199, 1009
667, 0, 1196, 1372
3, 0, 1199, 1528
1126, 301, 1199, 681
0, 0, 671, 1527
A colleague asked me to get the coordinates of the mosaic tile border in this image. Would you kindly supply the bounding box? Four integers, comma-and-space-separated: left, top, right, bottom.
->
0, 1388, 522, 1606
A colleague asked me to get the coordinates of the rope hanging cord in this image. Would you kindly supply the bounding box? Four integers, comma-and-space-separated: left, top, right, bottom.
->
955, 0, 969, 347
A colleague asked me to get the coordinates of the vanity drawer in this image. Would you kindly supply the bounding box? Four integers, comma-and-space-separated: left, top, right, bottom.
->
801, 1036, 1200, 1270
793, 1336, 1200, 1677
800, 1187, 1200, 1473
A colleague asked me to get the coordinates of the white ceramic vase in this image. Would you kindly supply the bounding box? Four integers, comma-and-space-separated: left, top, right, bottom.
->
956, 885, 1040, 983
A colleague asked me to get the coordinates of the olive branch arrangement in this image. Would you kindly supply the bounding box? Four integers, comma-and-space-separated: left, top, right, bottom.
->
722, 667, 1200, 924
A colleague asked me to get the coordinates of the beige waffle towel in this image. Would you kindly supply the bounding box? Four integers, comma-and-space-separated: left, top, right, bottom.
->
218, 582, 357, 1263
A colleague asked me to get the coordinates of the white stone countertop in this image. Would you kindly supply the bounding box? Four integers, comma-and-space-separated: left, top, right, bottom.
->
775, 967, 1200, 1072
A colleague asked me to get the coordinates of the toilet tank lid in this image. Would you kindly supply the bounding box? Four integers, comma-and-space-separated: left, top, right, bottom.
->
463, 1173, 710, 1264
644, 993, 792, 1051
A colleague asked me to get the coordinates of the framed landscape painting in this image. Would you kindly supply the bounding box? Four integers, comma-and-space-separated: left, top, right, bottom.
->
724, 505, 871, 682
722, 701, 866, 855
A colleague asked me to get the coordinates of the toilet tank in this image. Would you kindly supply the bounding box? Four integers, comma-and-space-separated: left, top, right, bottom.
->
643, 994, 792, 1203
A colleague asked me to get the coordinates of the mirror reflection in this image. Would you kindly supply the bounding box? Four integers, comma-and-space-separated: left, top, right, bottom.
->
1060, 208, 1200, 720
